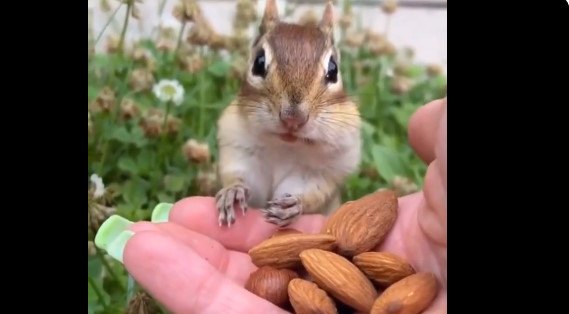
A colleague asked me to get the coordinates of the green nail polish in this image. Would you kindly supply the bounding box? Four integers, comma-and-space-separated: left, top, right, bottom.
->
107, 230, 135, 263
151, 202, 173, 223
94, 215, 134, 250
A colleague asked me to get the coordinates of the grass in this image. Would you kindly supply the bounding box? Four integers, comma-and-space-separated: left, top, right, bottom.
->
88, 0, 446, 313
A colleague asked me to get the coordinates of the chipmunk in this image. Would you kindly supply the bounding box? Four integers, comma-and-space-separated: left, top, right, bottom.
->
215, 0, 362, 227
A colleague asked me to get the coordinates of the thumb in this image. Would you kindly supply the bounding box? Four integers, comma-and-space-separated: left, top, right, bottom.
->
123, 230, 288, 314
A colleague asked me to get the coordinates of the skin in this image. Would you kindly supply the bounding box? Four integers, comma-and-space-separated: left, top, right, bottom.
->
123, 97, 448, 314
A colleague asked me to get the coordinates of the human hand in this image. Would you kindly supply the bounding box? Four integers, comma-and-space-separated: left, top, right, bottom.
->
97, 98, 447, 313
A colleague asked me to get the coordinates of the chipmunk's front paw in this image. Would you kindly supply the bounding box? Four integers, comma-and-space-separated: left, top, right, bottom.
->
215, 184, 249, 227
262, 193, 302, 227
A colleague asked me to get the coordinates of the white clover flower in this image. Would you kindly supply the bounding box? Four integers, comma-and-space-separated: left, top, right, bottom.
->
152, 79, 185, 106
90, 173, 105, 199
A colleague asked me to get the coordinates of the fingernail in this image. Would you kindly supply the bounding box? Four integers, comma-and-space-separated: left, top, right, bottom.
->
106, 230, 135, 263
151, 202, 173, 223
94, 215, 134, 251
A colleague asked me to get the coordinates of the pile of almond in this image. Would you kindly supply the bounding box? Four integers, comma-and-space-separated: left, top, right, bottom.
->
245, 190, 439, 314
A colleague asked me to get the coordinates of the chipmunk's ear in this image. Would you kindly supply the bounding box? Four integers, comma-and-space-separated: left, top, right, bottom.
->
318, 1, 335, 37
259, 0, 279, 35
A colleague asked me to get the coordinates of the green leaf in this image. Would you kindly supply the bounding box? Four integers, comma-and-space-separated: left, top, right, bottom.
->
122, 178, 149, 208
88, 86, 99, 101
130, 126, 148, 148
164, 174, 185, 192
118, 156, 138, 174
88, 256, 102, 278
158, 192, 175, 203
109, 126, 131, 143
370, 144, 406, 182
88, 277, 109, 314
207, 61, 230, 77
137, 150, 155, 174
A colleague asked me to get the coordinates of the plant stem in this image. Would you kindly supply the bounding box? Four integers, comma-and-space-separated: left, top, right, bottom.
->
174, 21, 187, 57
159, 101, 172, 165
118, 3, 132, 55
96, 246, 125, 292
95, 3, 123, 45
89, 277, 109, 310
198, 49, 206, 137
126, 274, 136, 306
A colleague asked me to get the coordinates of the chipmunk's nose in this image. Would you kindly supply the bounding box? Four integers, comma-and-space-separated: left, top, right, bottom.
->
279, 109, 308, 131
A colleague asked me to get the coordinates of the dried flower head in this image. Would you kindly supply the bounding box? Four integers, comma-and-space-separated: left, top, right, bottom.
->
88, 241, 97, 257
390, 75, 414, 94
195, 166, 219, 196
152, 79, 184, 106
100, 0, 111, 13
367, 32, 389, 56
125, 291, 162, 314
426, 64, 444, 77
344, 31, 365, 48
210, 34, 232, 51
156, 38, 176, 52
173, 0, 202, 24
229, 30, 251, 57
155, 19, 180, 41
129, 68, 155, 92
383, 41, 397, 56
390, 175, 419, 197
88, 203, 116, 235
91, 86, 116, 113
131, 47, 151, 62
234, 0, 258, 30
88, 111, 94, 135
166, 115, 181, 135
120, 98, 141, 120
298, 10, 319, 27
361, 165, 379, 179
182, 139, 210, 164
186, 23, 215, 47
139, 109, 165, 138
339, 13, 353, 30
382, 0, 399, 15
230, 55, 248, 81
183, 54, 205, 73
105, 34, 120, 54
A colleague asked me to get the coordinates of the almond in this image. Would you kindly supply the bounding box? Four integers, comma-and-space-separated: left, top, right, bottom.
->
249, 233, 337, 269
322, 189, 398, 257
299, 248, 377, 313
370, 272, 439, 314
270, 227, 302, 238
353, 252, 415, 287
244, 266, 299, 307
288, 278, 338, 314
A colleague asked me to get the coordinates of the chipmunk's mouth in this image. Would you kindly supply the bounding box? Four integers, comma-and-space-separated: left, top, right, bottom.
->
275, 132, 315, 145
279, 133, 298, 142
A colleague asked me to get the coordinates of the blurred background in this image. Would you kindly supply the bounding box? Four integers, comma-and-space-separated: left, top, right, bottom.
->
88, 0, 447, 312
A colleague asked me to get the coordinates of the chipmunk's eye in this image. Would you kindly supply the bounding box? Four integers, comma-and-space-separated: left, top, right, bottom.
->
252, 48, 266, 78
325, 56, 338, 84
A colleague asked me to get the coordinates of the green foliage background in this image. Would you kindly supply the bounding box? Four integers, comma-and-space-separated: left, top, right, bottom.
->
88, 1, 446, 313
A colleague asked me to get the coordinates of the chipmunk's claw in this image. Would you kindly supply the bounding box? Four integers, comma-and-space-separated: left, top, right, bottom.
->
215, 184, 249, 227
262, 193, 302, 227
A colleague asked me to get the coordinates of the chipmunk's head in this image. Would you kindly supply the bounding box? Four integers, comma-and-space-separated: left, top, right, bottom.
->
238, 0, 360, 145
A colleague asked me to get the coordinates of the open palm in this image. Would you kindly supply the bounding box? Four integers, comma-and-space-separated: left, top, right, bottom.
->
122, 98, 448, 314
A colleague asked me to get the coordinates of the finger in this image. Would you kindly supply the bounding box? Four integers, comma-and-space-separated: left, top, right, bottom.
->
129, 221, 256, 284
123, 231, 288, 314
435, 98, 447, 189
408, 98, 445, 164
168, 196, 327, 252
